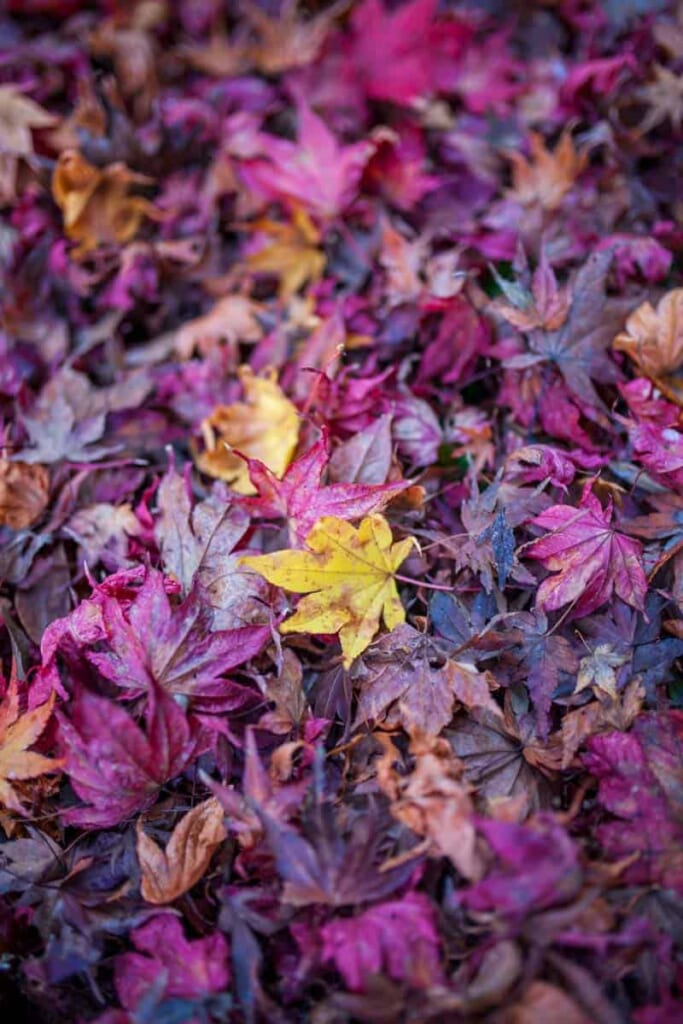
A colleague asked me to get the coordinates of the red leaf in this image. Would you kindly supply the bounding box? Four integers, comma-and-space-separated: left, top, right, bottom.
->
241, 435, 408, 546
58, 685, 196, 828
524, 484, 647, 617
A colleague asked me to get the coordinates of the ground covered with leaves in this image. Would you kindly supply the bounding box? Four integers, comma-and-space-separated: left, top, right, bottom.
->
1, 0, 683, 1021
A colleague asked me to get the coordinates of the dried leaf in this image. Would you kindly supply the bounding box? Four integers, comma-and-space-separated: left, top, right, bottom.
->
613, 289, 683, 379
0, 461, 49, 529
505, 131, 587, 211
137, 797, 226, 904
196, 366, 300, 494
0, 679, 63, 815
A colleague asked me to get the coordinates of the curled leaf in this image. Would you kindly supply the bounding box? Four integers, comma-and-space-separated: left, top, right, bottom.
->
137, 797, 226, 904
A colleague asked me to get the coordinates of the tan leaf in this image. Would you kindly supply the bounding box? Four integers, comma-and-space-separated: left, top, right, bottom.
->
51, 150, 163, 258
137, 797, 226, 904
0, 460, 49, 530
613, 288, 683, 379
0, 85, 57, 203
505, 130, 587, 211
0, 678, 63, 815
174, 295, 264, 359
375, 729, 484, 881
197, 366, 300, 494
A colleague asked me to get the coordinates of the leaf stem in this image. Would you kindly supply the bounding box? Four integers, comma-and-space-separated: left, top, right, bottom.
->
394, 573, 453, 592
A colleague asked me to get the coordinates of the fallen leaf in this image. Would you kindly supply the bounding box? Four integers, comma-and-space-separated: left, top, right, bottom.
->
246, 207, 326, 299
375, 729, 483, 880
245, 0, 347, 74
613, 288, 683, 379
638, 65, 683, 132
0, 85, 57, 202
0, 460, 49, 530
505, 130, 587, 211
174, 295, 264, 359
0, 676, 63, 814
241, 514, 415, 666
354, 624, 500, 734
196, 366, 300, 494
506, 981, 592, 1024
241, 433, 408, 546
523, 483, 647, 617
137, 797, 226, 904
574, 644, 629, 700
52, 149, 163, 257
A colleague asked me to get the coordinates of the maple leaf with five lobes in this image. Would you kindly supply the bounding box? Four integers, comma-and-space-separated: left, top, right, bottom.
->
196, 366, 300, 494
240, 434, 409, 546
523, 484, 647, 618
0, 677, 63, 815
237, 100, 376, 220
246, 207, 326, 300
240, 514, 415, 667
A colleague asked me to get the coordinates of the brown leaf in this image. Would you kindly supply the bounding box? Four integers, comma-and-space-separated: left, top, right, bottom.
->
0, 675, 64, 815
505, 131, 587, 211
51, 150, 163, 258
137, 797, 227, 905
375, 729, 484, 880
613, 288, 683, 379
0, 461, 50, 530
506, 981, 592, 1024
0, 85, 57, 203
174, 295, 264, 359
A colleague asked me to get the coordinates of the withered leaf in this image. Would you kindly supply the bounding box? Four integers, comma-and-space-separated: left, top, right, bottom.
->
137, 798, 227, 904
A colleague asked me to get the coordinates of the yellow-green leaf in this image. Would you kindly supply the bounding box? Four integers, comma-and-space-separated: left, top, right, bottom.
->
240, 514, 415, 667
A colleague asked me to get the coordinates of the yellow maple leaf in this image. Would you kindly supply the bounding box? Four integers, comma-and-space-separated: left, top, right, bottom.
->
240, 514, 416, 667
136, 797, 226, 905
0, 679, 63, 815
196, 366, 300, 494
246, 207, 326, 300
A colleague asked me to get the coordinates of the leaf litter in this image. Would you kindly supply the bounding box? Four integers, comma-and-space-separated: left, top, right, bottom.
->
0, 1, 682, 1021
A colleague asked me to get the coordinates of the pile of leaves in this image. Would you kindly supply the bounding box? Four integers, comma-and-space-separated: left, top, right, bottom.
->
1, 0, 683, 1020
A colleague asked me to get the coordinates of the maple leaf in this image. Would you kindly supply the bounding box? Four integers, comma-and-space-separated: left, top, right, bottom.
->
584, 712, 683, 892
639, 65, 683, 132
504, 250, 633, 417
240, 514, 415, 667
504, 130, 587, 211
376, 729, 483, 880
523, 483, 647, 617
58, 685, 196, 828
349, 0, 437, 105
354, 624, 500, 734
0, 460, 49, 530
574, 643, 629, 700
240, 434, 408, 546
51, 149, 163, 258
196, 366, 300, 494
0, 85, 57, 203
85, 568, 269, 699
136, 797, 226, 904
237, 101, 376, 220
173, 295, 264, 360
114, 915, 229, 1013
0, 676, 63, 815
320, 893, 443, 992
503, 610, 579, 738
246, 207, 326, 299
613, 288, 683, 380
244, 0, 347, 74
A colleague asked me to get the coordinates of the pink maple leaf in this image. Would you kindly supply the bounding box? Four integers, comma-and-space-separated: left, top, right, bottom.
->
348, 0, 438, 106
321, 892, 443, 991
115, 915, 229, 1011
58, 684, 196, 828
237, 101, 375, 219
239, 435, 408, 546
524, 483, 647, 617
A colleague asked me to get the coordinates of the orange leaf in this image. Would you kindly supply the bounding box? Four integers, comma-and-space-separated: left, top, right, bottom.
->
137, 797, 227, 905
613, 288, 683, 379
0, 677, 63, 815
247, 208, 326, 300
0, 460, 49, 530
505, 131, 587, 211
51, 149, 163, 257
